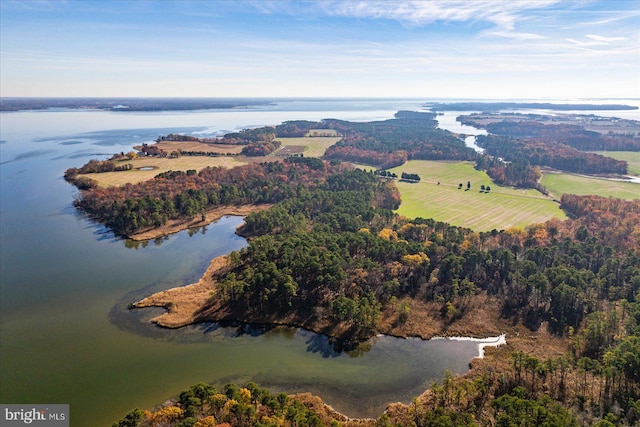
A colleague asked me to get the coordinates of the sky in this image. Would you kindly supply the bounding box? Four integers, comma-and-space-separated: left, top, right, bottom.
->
1, 0, 639, 99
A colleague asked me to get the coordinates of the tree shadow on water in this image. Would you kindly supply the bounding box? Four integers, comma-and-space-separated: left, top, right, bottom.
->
304, 333, 375, 358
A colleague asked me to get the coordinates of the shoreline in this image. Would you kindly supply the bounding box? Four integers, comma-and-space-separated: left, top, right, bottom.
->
130, 232, 570, 423
133, 253, 512, 341
127, 204, 271, 241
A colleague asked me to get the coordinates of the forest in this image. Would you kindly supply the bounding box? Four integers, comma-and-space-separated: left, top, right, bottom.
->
474, 155, 542, 190
210, 170, 640, 341
323, 111, 477, 169
62, 110, 640, 426
69, 158, 382, 236
475, 134, 628, 176
456, 114, 640, 181
461, 117, 640, 151
114, 179, 640, 426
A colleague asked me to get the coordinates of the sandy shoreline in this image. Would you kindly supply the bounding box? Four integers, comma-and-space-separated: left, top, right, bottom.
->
128, 204, 271, 241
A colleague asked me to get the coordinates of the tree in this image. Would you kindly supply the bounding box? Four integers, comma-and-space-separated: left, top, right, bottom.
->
112, 408, 144, 427
467, 181, 471, 190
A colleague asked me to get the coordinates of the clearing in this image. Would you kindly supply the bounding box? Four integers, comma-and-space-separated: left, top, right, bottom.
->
78, 156, 246, 187
274, 136, 341, 158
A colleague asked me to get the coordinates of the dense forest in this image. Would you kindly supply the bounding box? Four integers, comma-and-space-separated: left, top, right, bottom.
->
209, 174, 640, 341
69, 158, 394, 237
323, 111, 477, 169
475, 155, 542, 190
475, 134, 628, 175
460, 114, 640, 180
461, 118, 640, 151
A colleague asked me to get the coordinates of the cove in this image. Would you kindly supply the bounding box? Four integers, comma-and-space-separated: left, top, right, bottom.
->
115, 292, 506, 419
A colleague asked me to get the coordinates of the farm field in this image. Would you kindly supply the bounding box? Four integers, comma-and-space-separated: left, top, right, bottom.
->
540, 171, 640, 200
593, 151, 640, 176
78, 156, 246, 187
273, 136, 341, 157
389, 161, 567, 231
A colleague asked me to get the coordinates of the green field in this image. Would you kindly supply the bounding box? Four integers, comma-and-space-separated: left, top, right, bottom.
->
540, 171, 640, 200
593, 151, 640, 176
274, 136, 341, 157
389, 161, 567, 232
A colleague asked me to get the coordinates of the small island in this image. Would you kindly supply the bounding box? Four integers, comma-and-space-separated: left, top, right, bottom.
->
66, 111, 640, 426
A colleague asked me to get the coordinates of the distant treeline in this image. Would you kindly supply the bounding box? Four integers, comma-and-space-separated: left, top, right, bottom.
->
156, 134, 219, 143
464, 118, 640, 151
323, 110, 477, 168
427, 102, 638, 111
476, 134, 628, 175
0, 97, 272, 112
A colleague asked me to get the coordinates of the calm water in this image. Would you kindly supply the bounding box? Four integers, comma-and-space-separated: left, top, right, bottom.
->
3, 98, 625, 425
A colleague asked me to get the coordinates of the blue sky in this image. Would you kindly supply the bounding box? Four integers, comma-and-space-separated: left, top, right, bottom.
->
1, 0, 638, 99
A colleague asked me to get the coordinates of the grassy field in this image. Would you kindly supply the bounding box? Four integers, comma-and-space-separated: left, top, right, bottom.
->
274, 136, 341, 157
540, 171, 640, 200
79, 156, 246, 187
389, 161, 567, 231
593, 151, 640, 176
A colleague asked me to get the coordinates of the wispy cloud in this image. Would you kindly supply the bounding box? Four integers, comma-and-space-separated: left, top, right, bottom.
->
574, 10, 640, 27
566, 34, 629, 47
317, 0, 561, 29
586, 34, 627, 43
1, 0, 637, 98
